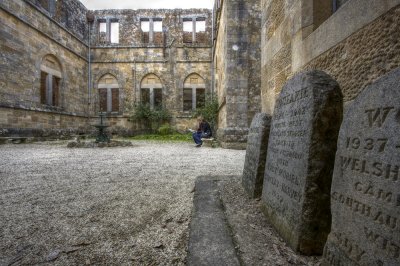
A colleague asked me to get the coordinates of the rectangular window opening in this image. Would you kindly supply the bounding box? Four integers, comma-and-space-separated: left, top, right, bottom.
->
196, 89, 205, 109
153, 19, 163, 32
111, 88, 119, 112
141, 89, 150, 105
183, 88, 192, 111
154, 88, 163, 109
40, 71, 48, 104
110, 22, 119, 44
99, 89, 108, 112
196, 19, 206, 32
183, 20, 193, 32
141, 19, 150, 32
99, 21, 107, 33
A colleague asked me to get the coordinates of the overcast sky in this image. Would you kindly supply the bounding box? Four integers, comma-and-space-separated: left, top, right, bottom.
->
79, 0, 214, 10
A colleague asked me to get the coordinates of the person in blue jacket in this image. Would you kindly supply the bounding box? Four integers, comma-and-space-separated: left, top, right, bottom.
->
191, 116, 212, 147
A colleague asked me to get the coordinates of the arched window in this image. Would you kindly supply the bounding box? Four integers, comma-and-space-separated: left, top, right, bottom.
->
140, 74, 163, 109
40, 54, 62, 106
98, 74, 119, 113
183, 73, 205, 111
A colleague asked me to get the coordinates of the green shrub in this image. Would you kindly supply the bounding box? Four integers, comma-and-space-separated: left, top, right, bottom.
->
192, 93, 219, 132
158, 123, 173, 135
130, 103, 172, 130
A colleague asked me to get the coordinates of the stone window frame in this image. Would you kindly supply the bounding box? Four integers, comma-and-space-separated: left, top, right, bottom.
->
293, 0, 394, 71
140, 74, 164, 110
182, 17, 207, 44
182, 73, 206, 111
140, 17, 164, 45
302, 0, 350, 36
97, 18, 120, 44
97, 74, 120, 114
39, 54, 63, 108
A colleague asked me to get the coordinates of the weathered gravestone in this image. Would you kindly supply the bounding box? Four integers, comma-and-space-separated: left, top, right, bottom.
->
323, 68, 400, 266
261, 70, 342, 255
242, 113, 271, 198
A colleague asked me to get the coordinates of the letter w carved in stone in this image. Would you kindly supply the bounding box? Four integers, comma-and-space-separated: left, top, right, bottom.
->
365, 107, 394, 128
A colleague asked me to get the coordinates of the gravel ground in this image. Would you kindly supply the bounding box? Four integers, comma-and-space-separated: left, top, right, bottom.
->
218, 177, 322, 266
0, 141, 245, 265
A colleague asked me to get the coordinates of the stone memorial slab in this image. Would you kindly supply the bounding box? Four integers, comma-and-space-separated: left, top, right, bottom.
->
242, 113, 271, 198
261, 70, 342, 255
323, 68, 400, 265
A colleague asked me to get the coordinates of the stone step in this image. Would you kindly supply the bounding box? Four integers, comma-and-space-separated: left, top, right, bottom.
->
187, 176, 240, 266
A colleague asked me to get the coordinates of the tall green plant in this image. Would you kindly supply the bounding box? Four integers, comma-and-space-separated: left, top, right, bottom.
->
192, 93, 219, 130
130, 103, 171, 131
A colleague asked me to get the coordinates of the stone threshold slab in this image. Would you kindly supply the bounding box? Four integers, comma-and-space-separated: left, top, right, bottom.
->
187, 176, 241, 266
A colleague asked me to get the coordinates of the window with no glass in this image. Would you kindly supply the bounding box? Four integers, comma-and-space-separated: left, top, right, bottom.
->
98, 19, 119, 44
98, 74, 120, 113
183, 17, 207, 44
141, 74, 163, 109
183, 73, 206, 111
40, 54, 62, 107
140, 18, 163, 45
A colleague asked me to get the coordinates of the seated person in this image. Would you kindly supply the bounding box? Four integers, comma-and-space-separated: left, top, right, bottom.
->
190, 116, 212, 147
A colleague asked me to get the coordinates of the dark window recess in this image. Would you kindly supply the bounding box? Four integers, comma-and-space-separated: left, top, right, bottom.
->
52, 76, 60, 106
111, 88, 119, 112
183, 88, 192, 111
153, 32, 163, 45
99, 89, 108, 112
40, 71, 60, 106
141, 89, 150, 105
195, 32, 207, 44
183, 32, 193, 43
40, 72, 47, 104
154, 88, 163, 108
196, 89, 205, 108
143, 32, 150, 43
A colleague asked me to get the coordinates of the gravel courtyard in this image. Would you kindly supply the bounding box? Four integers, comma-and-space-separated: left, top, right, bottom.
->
0, 141, 245, 265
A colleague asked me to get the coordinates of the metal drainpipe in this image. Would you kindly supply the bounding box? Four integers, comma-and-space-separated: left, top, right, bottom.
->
211, 4, 215, 99
88, 25, 91, 118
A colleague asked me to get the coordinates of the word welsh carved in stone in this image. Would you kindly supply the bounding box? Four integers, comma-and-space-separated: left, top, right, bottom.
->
323, 68, 400, 266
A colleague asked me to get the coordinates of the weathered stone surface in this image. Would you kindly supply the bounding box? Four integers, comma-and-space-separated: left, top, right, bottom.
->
188, 176, 240, 266
261, 0, 400, 114
261, 70, 342, 255
323, 68, 400, 265
214, 0, 262, 148
242, 113, 271, 198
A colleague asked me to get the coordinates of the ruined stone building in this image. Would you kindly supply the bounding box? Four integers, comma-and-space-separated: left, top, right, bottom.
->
260, 0, 400, 113
0, 0, 212, 138
1, 0, 400, 148
212, 0, 400, 148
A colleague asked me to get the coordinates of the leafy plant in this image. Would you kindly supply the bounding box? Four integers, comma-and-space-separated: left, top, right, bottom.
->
158, 123, 173, 135
130, 103, 172, 131
192, 93, 219, 131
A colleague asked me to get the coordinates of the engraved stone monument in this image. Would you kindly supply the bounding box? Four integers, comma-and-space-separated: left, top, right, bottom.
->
242, 113, 271, 198
261, 70, 342, 255
323, 68, 400, 265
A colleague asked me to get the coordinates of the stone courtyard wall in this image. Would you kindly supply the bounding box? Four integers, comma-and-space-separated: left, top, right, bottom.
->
0, 1, 212, 138
0, 0, 89, 137
213, 0, 262, 149
261, 0, 400, 114
90, 9, 212, 132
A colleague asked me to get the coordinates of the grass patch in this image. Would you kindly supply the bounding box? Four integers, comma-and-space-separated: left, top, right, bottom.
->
130, 133, 193, 142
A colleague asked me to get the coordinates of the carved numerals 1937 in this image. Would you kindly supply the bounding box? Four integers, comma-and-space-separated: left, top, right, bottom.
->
346, 137, 388, 153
